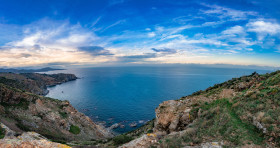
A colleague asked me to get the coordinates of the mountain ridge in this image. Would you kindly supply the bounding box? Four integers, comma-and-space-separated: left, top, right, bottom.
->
0, 67, 64, 73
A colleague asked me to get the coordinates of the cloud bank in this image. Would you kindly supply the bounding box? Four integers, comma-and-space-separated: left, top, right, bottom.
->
0, 1, 280, 67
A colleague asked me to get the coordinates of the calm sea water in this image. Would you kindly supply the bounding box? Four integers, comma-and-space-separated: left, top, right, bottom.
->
43, 65, 271, 133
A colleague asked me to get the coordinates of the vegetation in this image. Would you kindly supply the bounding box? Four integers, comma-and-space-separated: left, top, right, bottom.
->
59, 111, 68, 118
0, 126, 5, 139
112, 135, 134, 145
192, 99, 262, 145
0, 99, 30, 110
15, 121, 31, 132
161, 99, 265, 147
69, 125, 81, 135
156, 71, 280, 147
38, 127, 68, 144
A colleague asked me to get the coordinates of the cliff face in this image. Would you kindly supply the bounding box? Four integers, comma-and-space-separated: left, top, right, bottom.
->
0, 73, 77, 95
120, 71, 280, 148
0, 73, 112, 144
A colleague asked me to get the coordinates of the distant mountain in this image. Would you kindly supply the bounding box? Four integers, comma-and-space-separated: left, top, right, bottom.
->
0, 72, 78, 95
0, 67, 64, 73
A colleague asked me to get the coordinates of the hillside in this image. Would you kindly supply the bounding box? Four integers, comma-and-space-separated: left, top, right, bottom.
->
0, 73, 77, 95
0, 73, 112, 147
0, 67, 64, 73
116, 71, 280, 148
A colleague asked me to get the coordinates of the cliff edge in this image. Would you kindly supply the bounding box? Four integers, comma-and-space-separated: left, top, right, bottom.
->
0, 73, 112, 147
118, 71, 280, 148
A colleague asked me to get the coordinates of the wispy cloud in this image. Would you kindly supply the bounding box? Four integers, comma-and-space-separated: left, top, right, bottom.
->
201, 4, 258, 21
101, 19, 126, 32
90, 16, 102, 28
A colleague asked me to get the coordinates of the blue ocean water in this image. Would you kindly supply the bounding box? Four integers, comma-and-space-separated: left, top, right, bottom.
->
43, 65, 271, 133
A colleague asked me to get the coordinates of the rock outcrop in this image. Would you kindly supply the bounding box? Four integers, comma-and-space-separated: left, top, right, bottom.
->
0, 122, 71, 148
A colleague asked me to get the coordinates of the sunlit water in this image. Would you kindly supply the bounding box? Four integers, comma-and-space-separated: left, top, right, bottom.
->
43, 65, 271, 133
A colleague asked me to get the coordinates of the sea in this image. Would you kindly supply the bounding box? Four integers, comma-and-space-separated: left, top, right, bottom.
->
42, 65, 273, 134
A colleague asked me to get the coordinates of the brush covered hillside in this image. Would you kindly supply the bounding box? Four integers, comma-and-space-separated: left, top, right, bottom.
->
0, 73, 112, 147
117, 71, 280, 148
0, 73, 77, 95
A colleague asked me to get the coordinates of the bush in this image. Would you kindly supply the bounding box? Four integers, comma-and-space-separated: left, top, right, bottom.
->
69, 125, 80, 135
0, 126, 5, 139
113, 135, 133, 145
0, 99, 29, 110
59, 111, 68, 118
16, 122, 30, 131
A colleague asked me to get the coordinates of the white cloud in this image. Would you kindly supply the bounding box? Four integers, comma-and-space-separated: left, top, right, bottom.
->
145, 28, 151, 31
56, 33, 94, 47
0, 19, 115, 67
222, 26, 244, 35
147, 32, 156, 37
247, 20, 280, 40
246, 48, 253, 51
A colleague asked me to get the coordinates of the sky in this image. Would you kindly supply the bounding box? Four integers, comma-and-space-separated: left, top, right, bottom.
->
0, 0, 280, 68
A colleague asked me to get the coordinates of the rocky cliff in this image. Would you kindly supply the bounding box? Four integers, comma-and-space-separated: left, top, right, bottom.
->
0, 73, 77, 95
0, 122, 71, 148
0, 73, 112, 147
118, 71, 280, 148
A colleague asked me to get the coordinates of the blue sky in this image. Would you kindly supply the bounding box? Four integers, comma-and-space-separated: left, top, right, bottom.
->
0, 0, 280, 68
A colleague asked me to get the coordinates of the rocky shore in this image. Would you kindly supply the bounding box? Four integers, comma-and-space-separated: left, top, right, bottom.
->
0, 72, 112, 147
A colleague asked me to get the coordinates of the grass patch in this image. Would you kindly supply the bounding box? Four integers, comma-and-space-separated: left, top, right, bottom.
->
162, 98, 265, 147
112, 135, 133, 146
59, 111, 68, 118
69, 125, 80, 135
199, 99, 264, 145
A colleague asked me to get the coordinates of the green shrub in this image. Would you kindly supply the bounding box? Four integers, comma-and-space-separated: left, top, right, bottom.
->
0, 99, 29, 110
16, 122, 30, 131
69, 125, 80, 135
0, 126, 5, 139
59, 111, 68, 118
112, 135, 133, 145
